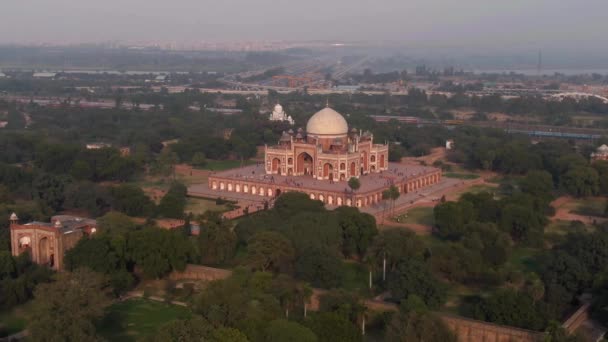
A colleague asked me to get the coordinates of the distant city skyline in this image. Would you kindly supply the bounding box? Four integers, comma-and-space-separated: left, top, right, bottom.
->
0, 0, 606, 54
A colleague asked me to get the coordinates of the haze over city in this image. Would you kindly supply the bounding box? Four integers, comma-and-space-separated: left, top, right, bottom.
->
3, 1, 608, 341
0, 0, 606, 53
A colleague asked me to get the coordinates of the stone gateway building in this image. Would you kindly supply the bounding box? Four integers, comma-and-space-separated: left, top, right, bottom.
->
206, 107, 442, 208
9, 214, 97, 270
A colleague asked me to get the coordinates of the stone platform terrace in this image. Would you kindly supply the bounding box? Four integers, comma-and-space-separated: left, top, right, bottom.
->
193, 162, 441, 208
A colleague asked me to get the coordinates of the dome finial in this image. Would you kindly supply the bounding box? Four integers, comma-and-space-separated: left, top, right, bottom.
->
326, 98, 330, 108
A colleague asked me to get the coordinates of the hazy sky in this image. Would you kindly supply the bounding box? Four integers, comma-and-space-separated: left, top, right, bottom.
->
1, 0, 606, 49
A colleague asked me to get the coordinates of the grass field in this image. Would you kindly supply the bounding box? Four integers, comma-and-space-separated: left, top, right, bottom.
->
506, 247, 542, 273
97, 299, 192, 342
0, 310, 28, 337
393, 207, 435, 226
444, 172, 480, 180
340, 262, 370, 294
185, 197, 229, 215
457, 184, 499, 198
570, 198, 606, 217
200, 159, 256, 171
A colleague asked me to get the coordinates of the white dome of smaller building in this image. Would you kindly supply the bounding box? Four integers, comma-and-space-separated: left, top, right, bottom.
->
274, 104, 283, 112
306, 107, 348, 136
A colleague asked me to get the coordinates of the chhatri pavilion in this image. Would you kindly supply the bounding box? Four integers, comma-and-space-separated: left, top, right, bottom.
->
204, 106, 442, 208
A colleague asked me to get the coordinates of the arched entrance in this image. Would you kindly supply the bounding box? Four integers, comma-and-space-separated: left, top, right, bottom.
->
297, 152, 313, 176
18, 236, 31, 255
350, 162, 356, 176
323, 163, 333, 180
380, 155, 385, 168
361, 151, 368, 172
39, 237, 51, 266
272, 158, 281, 174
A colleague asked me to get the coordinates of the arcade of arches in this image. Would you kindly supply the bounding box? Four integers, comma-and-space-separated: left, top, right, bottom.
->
209, 168, 442, 208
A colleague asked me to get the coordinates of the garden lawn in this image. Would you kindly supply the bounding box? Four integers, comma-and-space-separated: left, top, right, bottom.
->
570, 198, 606, 217
185, 197, 228, 215
0, 310, 28, 337
200, 159, 256, 171
443, 172, 480, 180
340, 262, 370, 294
97, 299, 192, 342
393, 207, 434, 226
506, 247, 542, 273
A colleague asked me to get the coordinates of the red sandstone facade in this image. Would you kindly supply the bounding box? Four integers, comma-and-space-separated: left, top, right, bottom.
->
208, 167, 441, 208
207, 107, 441, 208
9, 214, 97, 270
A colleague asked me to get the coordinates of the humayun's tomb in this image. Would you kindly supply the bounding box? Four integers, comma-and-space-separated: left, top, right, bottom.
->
203, 106, 442, 208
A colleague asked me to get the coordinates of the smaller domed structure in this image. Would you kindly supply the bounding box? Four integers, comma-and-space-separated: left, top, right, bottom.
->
592, 144, 608, 161
269, 103, 294, 125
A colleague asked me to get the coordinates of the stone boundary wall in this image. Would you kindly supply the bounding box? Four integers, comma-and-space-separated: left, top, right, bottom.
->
562, 303, 591, 334
169, 264, 232, 281
440, 314, 544, 342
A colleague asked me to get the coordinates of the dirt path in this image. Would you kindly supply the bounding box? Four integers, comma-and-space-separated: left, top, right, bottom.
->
551, 196, 607, 225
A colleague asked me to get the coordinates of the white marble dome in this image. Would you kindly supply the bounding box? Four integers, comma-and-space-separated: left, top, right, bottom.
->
306, 107, 348, 136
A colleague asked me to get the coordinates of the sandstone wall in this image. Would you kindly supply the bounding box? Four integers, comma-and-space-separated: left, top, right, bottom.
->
169, 264, 232, 281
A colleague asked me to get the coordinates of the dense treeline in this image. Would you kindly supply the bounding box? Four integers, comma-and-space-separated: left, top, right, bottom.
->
233, 193, 377, 288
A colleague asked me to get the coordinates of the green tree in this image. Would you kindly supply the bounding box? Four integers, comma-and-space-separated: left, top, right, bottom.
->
198, 212, 237, 266
560, 166, 599, 197
246, 231, 295, 273
29, 269, 112, 342
193, 269, 283, 329
128, 228, 193, 278
97, 211, 138, 235
305, 312, 362, 342
265, 319, 317, 342
191, 152, 207, 167
335, 206, 378, 258
295, 246, 343, 289
387, 259, 446, 309
347, 177, 361, 192
0, 251, 16, 279
211, 327, 250, 342
470, 289, 545, 330
149, 317, 214, 342
433, 201, 474, 240
382, 185, 400, 216
365, 229, 426, 280
500, 204, 545, 244
109, 184, 155, 217
385, 306, 456, 342
519, 170, 554, 201
158, 182, 188, 219
153, 148, 180, 178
